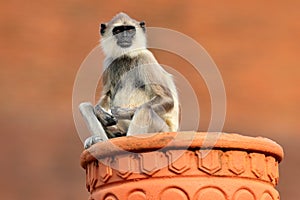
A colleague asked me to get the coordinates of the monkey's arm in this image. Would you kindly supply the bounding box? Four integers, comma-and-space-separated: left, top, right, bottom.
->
147, 84, 174, 115
94, 104, 117, 126
111, 107, 136, 120
94, 71, 118, 126
98, 92, 110, 110
94, 93, 118, 126
97, 72, 111, 111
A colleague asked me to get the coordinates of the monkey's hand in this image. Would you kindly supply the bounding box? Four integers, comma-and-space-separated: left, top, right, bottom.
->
94, 104, 118, 126
111, 107, 136, 120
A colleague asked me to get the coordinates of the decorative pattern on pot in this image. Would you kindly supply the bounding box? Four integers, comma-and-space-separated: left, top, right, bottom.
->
81, 132, 283, 200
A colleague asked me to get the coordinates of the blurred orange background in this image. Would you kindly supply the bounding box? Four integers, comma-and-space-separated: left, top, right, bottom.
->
1, 0, 299, 199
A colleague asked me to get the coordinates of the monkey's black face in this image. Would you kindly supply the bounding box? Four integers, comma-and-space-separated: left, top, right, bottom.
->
113, 25, 136, 48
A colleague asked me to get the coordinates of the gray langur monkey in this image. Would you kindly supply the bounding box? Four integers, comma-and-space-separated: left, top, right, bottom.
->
79, 12, 179, 148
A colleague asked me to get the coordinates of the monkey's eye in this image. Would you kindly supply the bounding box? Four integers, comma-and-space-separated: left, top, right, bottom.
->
112, 26, 136, 35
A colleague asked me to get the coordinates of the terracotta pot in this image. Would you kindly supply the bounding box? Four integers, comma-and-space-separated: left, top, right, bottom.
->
80, 132, 283, 200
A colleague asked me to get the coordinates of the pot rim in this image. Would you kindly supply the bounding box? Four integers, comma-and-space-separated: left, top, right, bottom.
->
80, 132, 283, 168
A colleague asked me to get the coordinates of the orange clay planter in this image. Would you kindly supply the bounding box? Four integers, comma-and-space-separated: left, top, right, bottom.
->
80, 132, 283, 200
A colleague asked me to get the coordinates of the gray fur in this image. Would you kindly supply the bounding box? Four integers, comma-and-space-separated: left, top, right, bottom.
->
80, 13, 179, 148
79, 102, 108, 148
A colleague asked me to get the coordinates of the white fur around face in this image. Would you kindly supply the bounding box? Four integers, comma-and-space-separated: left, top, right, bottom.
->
100, 12, 148, 59
100, 28, 147, 59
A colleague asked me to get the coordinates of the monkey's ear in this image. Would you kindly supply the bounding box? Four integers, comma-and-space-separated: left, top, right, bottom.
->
100, 23, 107, 36
139, 21, 146, 32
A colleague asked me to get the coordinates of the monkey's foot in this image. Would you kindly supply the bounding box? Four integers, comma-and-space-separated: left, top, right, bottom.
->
84, 135, 104, 149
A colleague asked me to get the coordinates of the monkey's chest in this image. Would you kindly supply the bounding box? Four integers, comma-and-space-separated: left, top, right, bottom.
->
106, 56, 152, 108
111, 83, 150, 108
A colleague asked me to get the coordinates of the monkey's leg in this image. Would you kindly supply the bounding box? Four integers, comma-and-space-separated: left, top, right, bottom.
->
79, 102, 109, 149
127, 104, 169, 136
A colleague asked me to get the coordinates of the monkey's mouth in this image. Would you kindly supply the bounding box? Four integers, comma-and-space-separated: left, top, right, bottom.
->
117, 41, 132, 48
